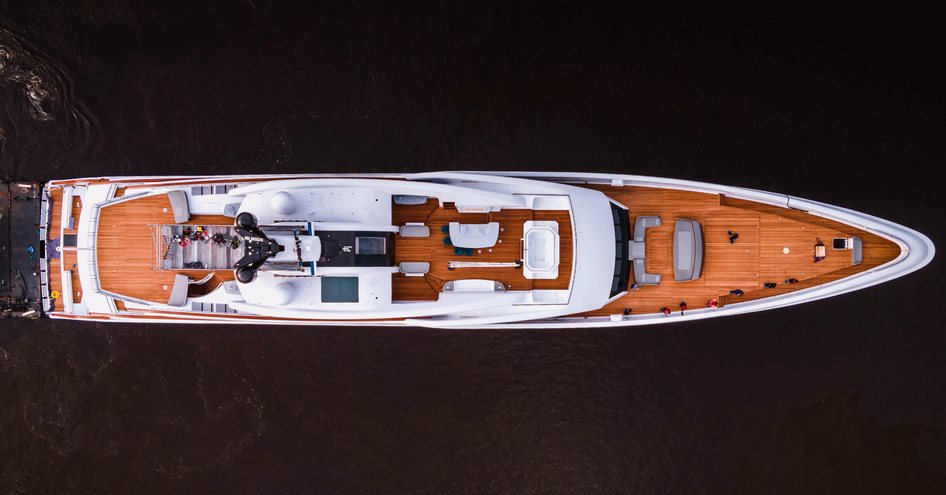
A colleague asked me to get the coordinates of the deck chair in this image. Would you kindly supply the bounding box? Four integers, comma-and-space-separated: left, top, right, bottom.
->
399, 262, 430, 276
167, 273, 215, 307
630, 216, 662, 285
399, 223, 430, 238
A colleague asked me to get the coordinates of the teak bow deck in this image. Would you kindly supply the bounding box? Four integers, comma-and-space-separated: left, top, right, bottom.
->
579, 185, 899, 316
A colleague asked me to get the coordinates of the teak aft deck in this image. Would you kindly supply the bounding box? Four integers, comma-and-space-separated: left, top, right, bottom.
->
44, 179, 900, 319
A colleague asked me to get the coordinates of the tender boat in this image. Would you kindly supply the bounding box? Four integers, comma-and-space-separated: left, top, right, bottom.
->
9, 172, 933, 327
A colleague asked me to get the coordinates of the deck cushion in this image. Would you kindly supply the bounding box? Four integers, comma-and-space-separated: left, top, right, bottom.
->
167, 274, 190, 307
633, 259, 661, 285
399, 261, 430, 276
633, 216, 662, 242
448, 222, 500, 249
393, 194, 429, 205
399, 223, 430, 238
167, 190, 190, 223
630, 216, 662, 285
673, 219, 704, 281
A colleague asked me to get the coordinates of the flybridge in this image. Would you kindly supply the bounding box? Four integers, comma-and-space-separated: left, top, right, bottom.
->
1, 181, 44, 318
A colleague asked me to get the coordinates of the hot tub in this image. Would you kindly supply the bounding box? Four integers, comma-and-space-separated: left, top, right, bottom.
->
522, 220, 560, 279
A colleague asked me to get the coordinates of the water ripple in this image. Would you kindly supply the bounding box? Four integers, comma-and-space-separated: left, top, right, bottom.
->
0, 28, 95, 177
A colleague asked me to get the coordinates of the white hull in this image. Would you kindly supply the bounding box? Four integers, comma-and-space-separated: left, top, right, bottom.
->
41, 172, 933, 328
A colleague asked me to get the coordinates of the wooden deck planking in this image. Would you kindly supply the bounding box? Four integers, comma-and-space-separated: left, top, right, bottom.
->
716, 196, 902, 307
390, 274, 439, 301
48, 187, 62, 236
391, 198, 440, 225
389, 199, 444, 302
575, 185, 901, 316
61, 250, 82, 304
395, 206, 480, 296
96, 194, 235, 304
67, 195, 81, 232
45, 187, 83, 310
392, 201, 574, 300
758, 214, 849, 281
725, 196, 900, 267
396, 207, 535, 294
701, 214, 761, 288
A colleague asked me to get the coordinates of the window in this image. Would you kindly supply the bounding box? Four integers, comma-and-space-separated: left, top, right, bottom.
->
321, 277, 359, 303
355, 236, 386, 255
609, 203, 631, 297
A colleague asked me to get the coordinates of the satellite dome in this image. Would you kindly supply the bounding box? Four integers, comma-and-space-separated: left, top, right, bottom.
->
273, 282, 296, 306
270, 191, 296, 215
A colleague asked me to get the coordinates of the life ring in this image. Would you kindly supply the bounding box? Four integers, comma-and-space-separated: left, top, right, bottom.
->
51, 290, 61, 299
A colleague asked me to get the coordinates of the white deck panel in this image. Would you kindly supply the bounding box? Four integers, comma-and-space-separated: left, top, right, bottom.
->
238, 188, 392, 225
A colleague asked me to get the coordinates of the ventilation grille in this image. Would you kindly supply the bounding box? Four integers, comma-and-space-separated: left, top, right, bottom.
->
191, 184, 240, 196
190, 302, 239, 314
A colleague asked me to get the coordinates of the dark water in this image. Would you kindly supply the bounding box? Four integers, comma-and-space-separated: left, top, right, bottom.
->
2, 2, 945, 493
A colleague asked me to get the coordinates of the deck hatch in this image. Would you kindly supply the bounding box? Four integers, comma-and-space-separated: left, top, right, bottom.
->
321, 276, 359, 303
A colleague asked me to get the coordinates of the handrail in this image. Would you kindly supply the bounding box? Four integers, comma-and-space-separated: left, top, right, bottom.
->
92, 188, 153, 208
84, 198, 156, 307
39, 187, 52, 312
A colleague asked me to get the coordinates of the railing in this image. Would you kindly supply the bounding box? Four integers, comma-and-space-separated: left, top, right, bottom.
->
85, 187, 156, 308
39, 187, 52, 312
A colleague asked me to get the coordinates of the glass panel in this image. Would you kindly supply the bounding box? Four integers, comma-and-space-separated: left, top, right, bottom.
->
321, 277, 359, 303
355, 236, 385, 255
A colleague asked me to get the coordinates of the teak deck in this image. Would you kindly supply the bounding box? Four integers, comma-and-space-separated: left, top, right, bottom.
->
46, 188, 81, 311
47, 189, 236, 309
45, 182, 901, 318
577, 185, 900, 316
391, 199, 573, 301
95, 195, 236, 304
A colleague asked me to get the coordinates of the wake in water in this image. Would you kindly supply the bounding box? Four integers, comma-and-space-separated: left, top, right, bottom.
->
0, 28, 95, 178
0, 45, 53, 121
